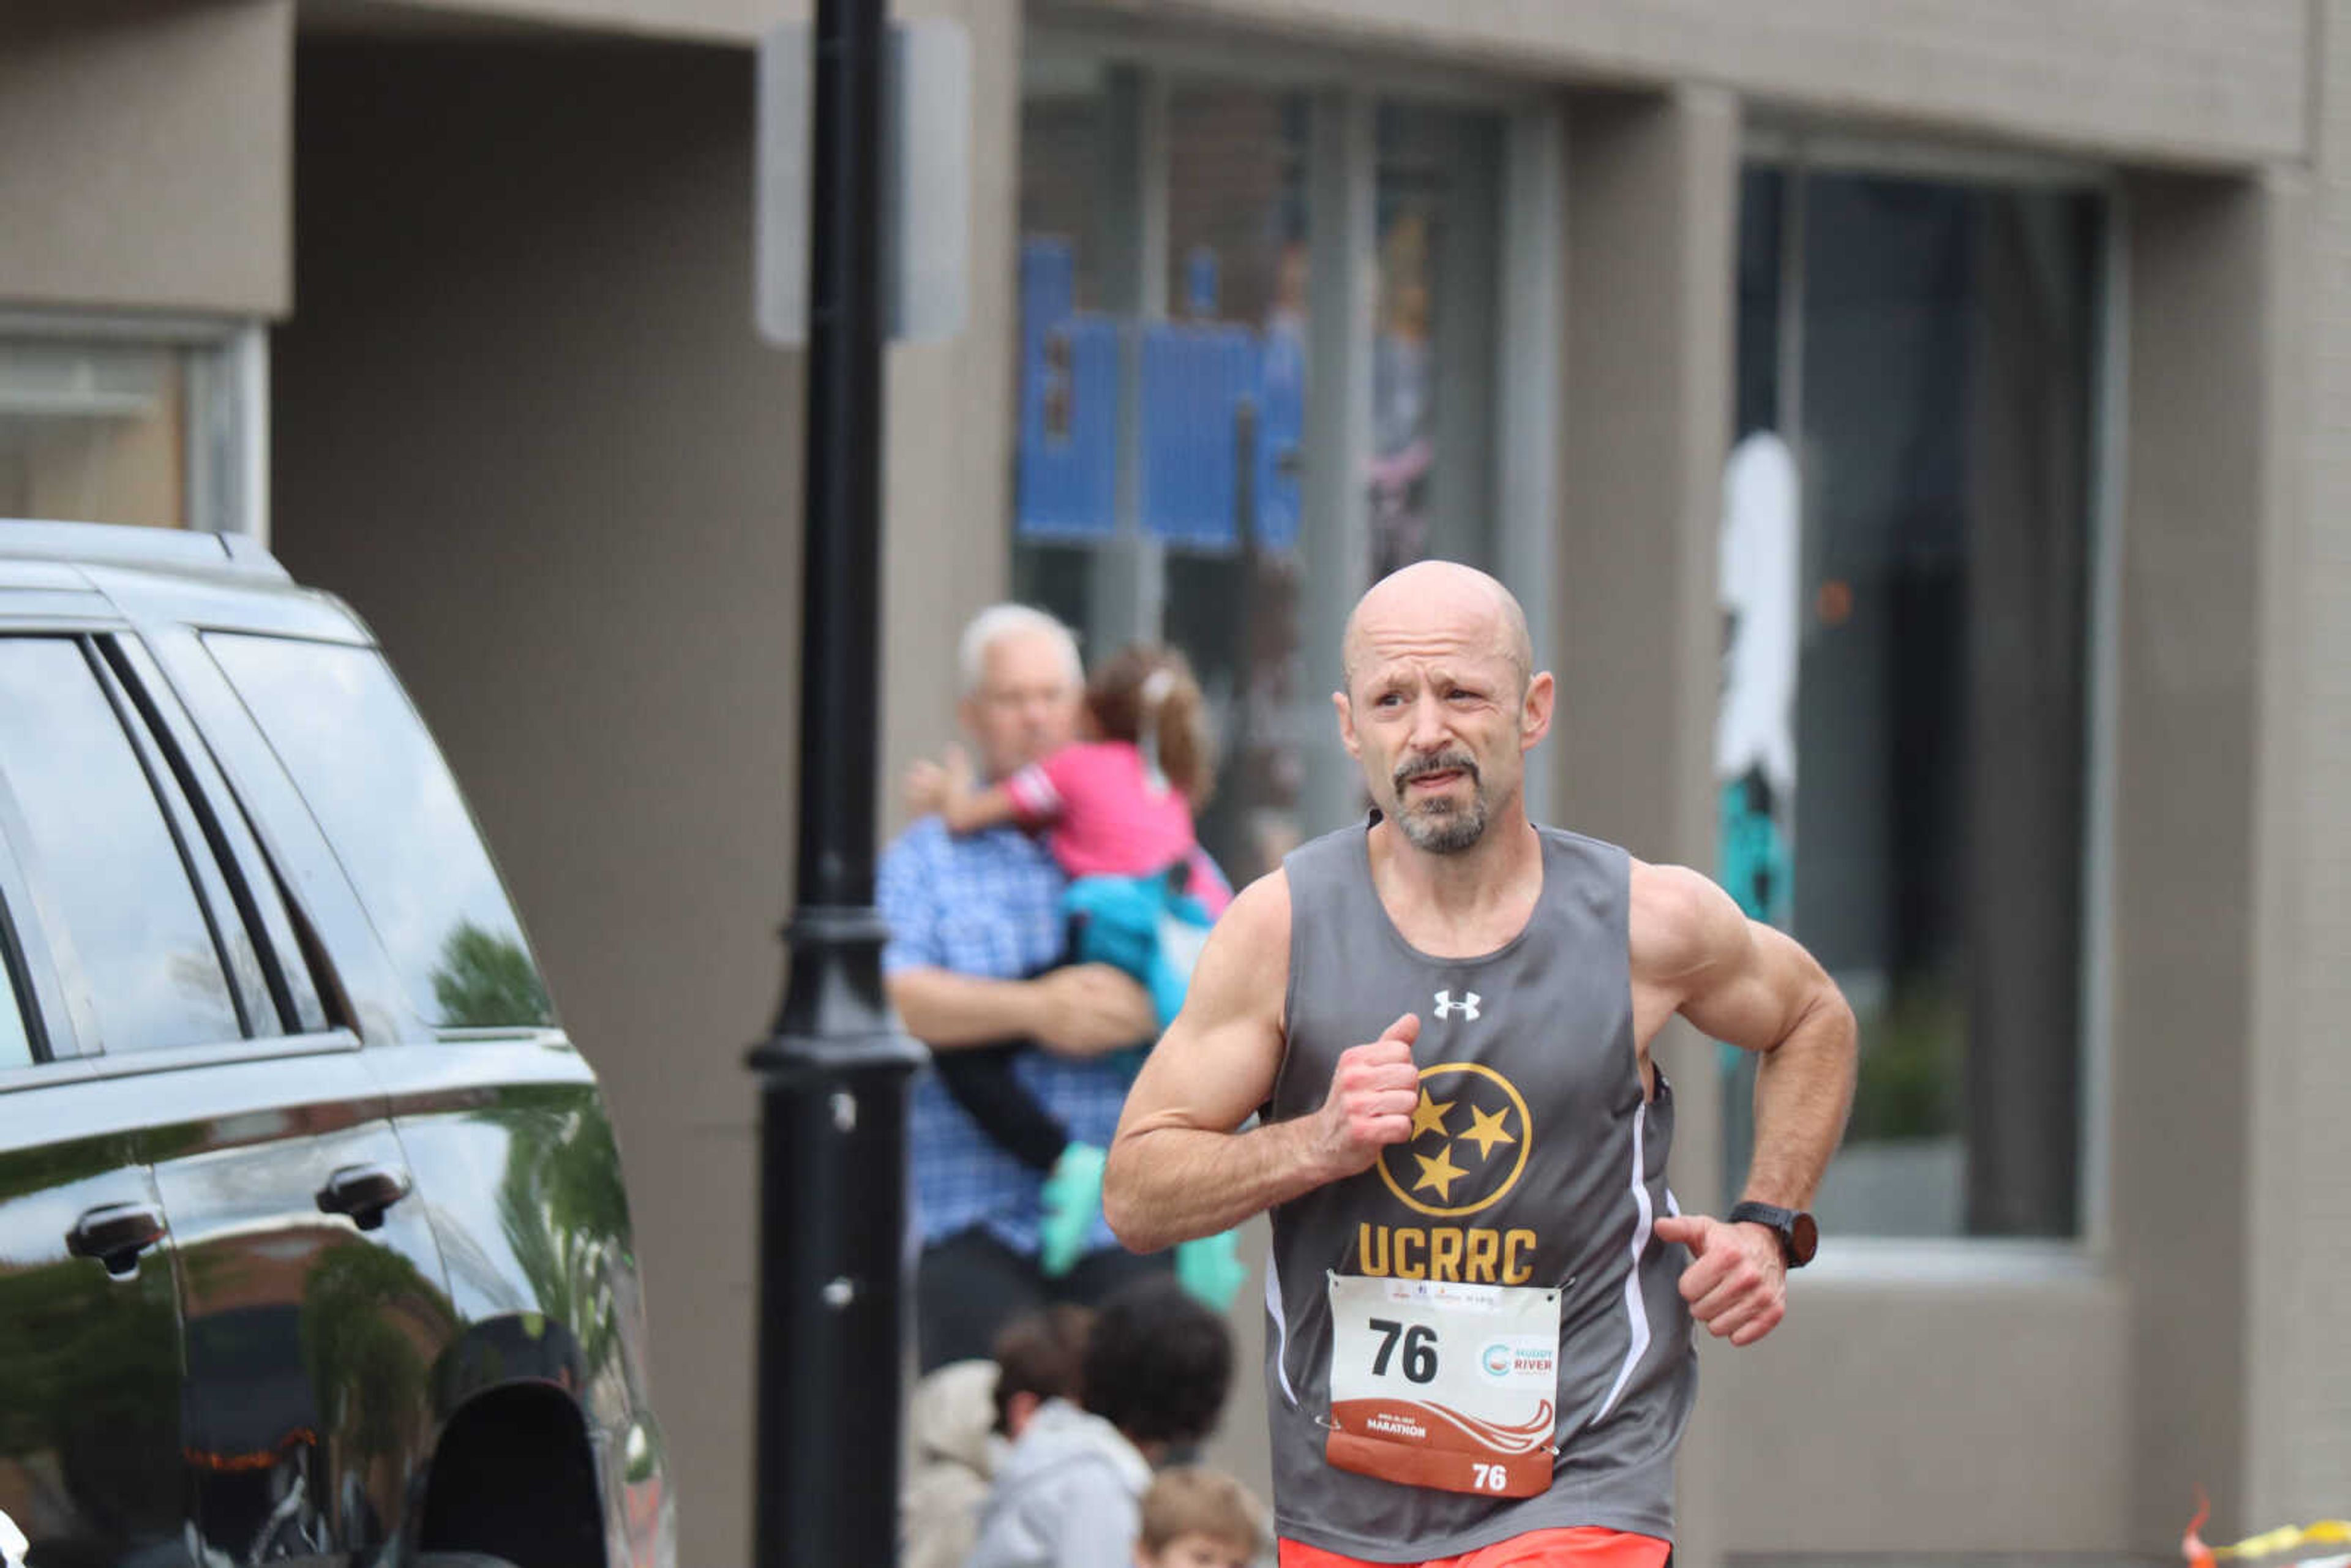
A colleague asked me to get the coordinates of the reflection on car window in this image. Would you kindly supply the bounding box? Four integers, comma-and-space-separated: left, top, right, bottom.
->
205, 635, 553, 1030
0, 639, 243, 1052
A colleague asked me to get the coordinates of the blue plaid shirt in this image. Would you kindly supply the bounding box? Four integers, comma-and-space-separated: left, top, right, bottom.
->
879, 816, 1131, 1256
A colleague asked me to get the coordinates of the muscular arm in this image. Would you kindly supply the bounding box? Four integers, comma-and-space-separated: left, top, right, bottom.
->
1634, 862, 1854, 1346
1632, 861, 1856, 1209
1103, 872, 1420, 1253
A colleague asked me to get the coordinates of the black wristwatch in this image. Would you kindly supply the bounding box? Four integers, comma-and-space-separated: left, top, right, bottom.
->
1727, 1201, 1818, 1268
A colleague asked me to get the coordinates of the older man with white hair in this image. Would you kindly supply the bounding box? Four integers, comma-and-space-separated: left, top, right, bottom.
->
879, 604, 1176, 1372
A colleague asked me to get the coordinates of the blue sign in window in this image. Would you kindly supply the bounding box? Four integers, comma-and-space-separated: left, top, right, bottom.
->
1016, 315, 1121, 542
1139, 323, 1258, 550
1254, 324, 1305, 553
1014, 234, 1306, 556
1016, 237, 1120, 541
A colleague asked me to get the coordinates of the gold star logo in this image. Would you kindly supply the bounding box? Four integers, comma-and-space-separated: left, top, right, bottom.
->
1412, 1144, 1469, 1202
1377, 1061, 1535, 1220
1458, 1103, 1516, 1160
1410, 1090, 1455, 1142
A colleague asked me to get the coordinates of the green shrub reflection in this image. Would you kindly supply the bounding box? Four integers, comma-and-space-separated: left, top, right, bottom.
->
429, 921, 553, 1029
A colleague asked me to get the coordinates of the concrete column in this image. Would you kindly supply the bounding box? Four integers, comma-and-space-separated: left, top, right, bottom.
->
1556, 85, 1736, 879
1555, 83, 1739, 1568
2246, 2, 2351, 1520
1298, 89, 1377, 829
1496, 102, 1566, 826
2110, 168, 2289, 1548
1083, 64, 1170, 659
2243, 146, 2350, 1527
880, 0, 1026, 822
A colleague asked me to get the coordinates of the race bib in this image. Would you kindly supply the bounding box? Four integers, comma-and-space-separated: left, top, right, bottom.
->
1323, 1271, 1561, 1498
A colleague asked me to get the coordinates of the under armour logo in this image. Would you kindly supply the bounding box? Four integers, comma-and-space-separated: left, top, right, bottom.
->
1433, 990, 1480, 1021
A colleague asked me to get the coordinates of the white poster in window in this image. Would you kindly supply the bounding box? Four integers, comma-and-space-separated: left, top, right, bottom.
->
1716, 431, 1799, 925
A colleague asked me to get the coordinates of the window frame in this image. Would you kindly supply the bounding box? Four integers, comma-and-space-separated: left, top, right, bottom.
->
0, 307, 270, 541
1731, 128, 2127, 1266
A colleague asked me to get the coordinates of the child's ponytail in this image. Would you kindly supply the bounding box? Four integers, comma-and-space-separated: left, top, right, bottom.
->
1146, 659, 1215, 808
1089, 644, 1217, 807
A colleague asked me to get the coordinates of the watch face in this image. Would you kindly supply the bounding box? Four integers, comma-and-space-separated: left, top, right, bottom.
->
1788, 1211, 1820, 1266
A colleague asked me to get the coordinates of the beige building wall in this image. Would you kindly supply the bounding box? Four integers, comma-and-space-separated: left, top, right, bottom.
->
348, 0, 2310, 170
2253, 0, 2351, 1526
0, 0, 292, 316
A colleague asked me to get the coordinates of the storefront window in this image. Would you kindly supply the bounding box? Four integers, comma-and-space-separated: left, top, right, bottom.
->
1370, 105, 1501, 580
0, 321, 261, 535
1009, 60, 1112, 641
1157, 85, 1312, 880
1013, 61, 1511, 887
1722, 163, 2105, 1238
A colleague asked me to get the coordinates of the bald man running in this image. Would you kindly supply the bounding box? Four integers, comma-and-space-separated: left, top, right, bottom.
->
1103, 562, 1857, 1568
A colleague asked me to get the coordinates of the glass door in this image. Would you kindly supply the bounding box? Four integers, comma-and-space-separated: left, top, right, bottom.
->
1722, 156, 2107, 1238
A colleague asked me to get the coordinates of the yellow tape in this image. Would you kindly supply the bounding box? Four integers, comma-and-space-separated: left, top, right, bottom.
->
2213, 1522, 2351, 1561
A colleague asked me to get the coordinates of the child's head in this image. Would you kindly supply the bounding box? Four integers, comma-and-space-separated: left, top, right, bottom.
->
1134, 1467, 1264, 1568
988, 1303, 1093, 1438
1085, 643, 1215, 805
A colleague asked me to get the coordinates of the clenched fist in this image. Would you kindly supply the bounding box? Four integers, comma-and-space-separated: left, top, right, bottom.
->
1310, 1013, 1422, 1180
1653, 1212, 1787, 1347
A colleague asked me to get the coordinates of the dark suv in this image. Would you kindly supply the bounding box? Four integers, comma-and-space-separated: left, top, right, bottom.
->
0, 522, 671, 1568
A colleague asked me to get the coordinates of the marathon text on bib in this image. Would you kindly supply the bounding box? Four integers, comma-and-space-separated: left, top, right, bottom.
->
1323, 1271, 1561, 1499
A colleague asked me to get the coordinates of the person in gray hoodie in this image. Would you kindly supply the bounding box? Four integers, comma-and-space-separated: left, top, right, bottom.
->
907, 1306, 1097, 1568
965, 1279, 1234, 1568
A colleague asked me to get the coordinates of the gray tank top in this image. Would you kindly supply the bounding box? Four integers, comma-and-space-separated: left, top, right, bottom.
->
1262, 819, 1695, 1559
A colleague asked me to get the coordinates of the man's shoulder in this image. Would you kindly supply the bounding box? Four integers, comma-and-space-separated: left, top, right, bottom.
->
1185, 868, 1293, 1016
1625, 859, 1745, 982
1218, 865, 1293, 939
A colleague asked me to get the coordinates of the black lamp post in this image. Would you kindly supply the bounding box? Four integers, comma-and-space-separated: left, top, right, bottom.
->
746, 0, 924, 1561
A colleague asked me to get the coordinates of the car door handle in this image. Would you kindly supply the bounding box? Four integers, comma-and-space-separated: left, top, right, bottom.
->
317, 1164, 411, 1230
67, 1202, 168, 1273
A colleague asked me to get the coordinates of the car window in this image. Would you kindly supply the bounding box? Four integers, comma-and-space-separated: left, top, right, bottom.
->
0, 638, 243, 1052
105, 637, 336, 1038
204, 634, 553, 1030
